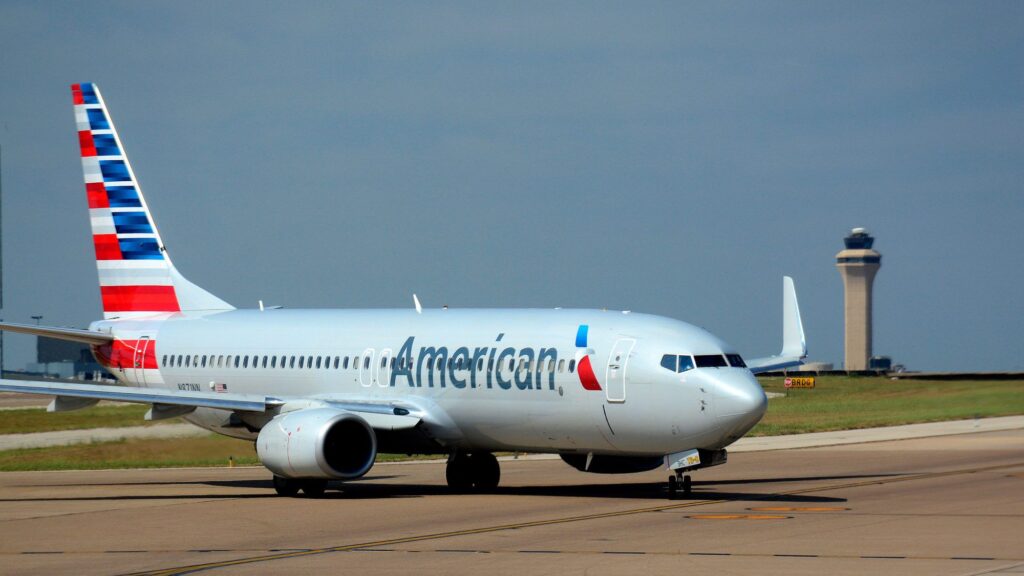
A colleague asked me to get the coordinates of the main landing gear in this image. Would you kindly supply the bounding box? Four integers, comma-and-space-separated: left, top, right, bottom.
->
273, 476, 328, 498
667, 473, 692, 500
446, 452, 501, 492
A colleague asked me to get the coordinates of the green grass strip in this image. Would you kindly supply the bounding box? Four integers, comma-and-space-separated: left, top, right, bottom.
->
0, 404, 174, 435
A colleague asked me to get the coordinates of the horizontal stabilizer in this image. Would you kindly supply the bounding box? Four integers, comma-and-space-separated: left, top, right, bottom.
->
0, 322, 113, 346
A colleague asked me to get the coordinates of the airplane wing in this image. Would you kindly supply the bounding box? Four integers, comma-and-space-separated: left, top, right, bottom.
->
0, 380, 422, 431
0, 379, 275, 412
0, 321, 113, 345
746, 276, 808, 374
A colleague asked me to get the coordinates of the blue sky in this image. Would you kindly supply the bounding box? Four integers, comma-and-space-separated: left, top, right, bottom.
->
0, 2, 1021, 371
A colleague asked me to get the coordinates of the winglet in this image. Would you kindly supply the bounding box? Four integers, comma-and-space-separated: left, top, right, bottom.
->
781, 276, 807, 359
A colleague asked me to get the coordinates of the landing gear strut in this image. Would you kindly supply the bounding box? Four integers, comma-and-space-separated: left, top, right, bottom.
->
667, 473, 692, 500
446, 452, 501, 492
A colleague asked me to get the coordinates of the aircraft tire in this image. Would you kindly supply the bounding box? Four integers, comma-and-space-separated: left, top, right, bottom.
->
446, 454, 473, 491
273, 475, 300, 497
301, 479, 328, 498
682, 475, 692, 495
667, 475, 678, 500
469, 452, 500, 491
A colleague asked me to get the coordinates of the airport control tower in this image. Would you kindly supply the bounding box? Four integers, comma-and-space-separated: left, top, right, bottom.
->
836, 228, 881, 371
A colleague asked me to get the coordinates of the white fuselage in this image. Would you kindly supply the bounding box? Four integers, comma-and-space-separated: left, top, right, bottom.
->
92, 308, 768, 457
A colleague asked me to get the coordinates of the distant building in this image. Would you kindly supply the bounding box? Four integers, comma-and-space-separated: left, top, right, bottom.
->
836, 228, 882, 371
26, 338, 109, 381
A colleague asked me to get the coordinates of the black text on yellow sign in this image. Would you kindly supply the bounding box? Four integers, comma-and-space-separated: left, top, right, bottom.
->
784, 377, 815, 389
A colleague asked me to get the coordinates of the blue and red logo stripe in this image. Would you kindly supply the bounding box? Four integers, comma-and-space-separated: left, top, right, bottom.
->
100, 286, 180, 313
575, 324, 602, 391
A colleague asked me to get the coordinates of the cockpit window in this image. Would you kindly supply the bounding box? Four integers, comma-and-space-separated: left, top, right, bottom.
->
661, 354, 695, 373
725, 354, 746, 368
677, 355, 694, 372
695, 354, 728, 368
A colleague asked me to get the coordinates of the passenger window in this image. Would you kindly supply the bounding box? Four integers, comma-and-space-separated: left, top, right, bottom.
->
243, 356, 250, 368
558, 359, 565, 372
568, 359, 576, 373
184, 355, 191, 367
200, 355, 206, 368
334, 356, 340, 369
695, 354, 728, 368
298, 357, 304, 369
726, 354, 746, 368
289, 356, 295, 368
677, 355, 695, 372
218, 355, 224, 367
270, 356, 277, 368
508, 358, 515, 371
660, 354, 677, 371
363, 357, 370, 369
390, 357, 396, 369
316, 356, 322, 369
343, 357, 349, 369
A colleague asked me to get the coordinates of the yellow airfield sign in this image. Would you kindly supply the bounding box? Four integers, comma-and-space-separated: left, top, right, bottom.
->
784, 377, 815, 389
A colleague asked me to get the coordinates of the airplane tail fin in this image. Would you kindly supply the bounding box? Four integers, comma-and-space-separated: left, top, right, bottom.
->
71, 83, 233, 319
745, 276, 808, 374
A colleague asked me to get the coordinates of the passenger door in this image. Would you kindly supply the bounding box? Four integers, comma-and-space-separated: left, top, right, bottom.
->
605, 338, 635, 403
359, 348, 375, 387
376, 348, 392, 388
132, 337, 151, 386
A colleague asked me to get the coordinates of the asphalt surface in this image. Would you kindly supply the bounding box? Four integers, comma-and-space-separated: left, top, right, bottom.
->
0, 428, 1021, 575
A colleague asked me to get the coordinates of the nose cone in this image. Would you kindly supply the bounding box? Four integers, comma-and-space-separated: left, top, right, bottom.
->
713, 370, 768, 444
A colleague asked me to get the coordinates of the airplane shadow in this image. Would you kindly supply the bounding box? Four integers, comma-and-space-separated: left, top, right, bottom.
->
6, 472, 902, 503
321, 481, 847, 503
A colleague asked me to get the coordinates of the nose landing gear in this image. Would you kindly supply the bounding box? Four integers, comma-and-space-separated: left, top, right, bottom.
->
667, 473, 692, 500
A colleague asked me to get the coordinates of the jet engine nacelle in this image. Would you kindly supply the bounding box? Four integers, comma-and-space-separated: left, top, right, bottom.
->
257, 407, 377, 480
560, 453, 664, 474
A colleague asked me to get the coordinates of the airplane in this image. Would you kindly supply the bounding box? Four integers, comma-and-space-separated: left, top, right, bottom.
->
0, 83, 807, 499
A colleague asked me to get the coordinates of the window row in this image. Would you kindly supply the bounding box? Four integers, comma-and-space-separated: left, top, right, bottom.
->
660, 353, 746, 373
162, 353, 579, 374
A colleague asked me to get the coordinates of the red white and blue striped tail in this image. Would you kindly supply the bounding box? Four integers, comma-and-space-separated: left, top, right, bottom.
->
72, 83, 233, 319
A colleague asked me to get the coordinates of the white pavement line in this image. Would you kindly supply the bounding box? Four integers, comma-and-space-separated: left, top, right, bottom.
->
729, 415, 1024, 452
0, 423, 209, 451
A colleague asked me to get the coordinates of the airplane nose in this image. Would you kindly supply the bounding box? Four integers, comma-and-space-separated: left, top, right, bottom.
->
713, 370, 768, 441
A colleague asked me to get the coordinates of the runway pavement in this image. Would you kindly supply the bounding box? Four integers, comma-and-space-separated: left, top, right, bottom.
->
0, 429, 1021, 575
